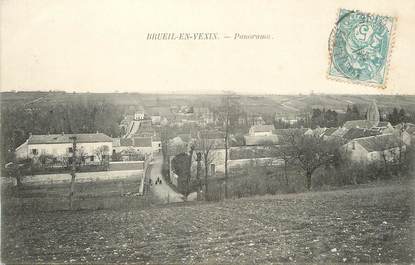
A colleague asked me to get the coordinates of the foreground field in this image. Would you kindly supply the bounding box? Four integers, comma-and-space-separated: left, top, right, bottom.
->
2, 182, 414, 264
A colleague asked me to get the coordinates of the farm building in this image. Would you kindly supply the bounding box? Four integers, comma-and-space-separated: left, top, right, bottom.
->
15, 132, 113, 164
343, 134, 406, 164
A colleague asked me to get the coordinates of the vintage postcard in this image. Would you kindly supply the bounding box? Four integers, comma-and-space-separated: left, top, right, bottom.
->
1, 0, 414, 264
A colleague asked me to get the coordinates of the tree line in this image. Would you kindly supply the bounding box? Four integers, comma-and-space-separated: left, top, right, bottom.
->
1, 99, 125, 167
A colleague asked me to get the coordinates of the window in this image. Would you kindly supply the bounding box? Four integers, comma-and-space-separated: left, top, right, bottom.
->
31, 149, 38, 155
90, 156, 94, 162
158, 143, 161, 147
68, 147, 73, 153
352, 142, 355, 150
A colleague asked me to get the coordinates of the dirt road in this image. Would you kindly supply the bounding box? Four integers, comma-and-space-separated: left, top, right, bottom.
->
148, 156, 183, 203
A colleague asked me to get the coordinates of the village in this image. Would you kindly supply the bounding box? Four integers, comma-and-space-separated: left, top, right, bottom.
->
6, 97, 415, 202
1, 92, 415, 264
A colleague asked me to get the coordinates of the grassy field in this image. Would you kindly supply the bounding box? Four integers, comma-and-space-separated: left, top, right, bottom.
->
2, 181, 414, 264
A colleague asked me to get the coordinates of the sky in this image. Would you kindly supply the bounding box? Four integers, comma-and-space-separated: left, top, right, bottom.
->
1, 0, 415, 95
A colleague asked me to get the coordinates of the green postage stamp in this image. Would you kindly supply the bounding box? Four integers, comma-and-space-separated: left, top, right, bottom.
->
328, 9, 396, 88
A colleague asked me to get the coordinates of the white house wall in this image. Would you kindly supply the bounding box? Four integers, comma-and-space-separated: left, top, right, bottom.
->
15, 141, 28, 159
343, 142, 369, 162
26, 142, 112, 159
152, 141, 162, 154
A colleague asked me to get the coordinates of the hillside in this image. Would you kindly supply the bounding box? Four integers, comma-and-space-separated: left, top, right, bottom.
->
2, 92, 415, 114
2, 182, 413, 264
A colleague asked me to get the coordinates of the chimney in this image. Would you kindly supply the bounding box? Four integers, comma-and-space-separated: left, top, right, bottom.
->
96, 131, 99, 134
61, 132, 64, 136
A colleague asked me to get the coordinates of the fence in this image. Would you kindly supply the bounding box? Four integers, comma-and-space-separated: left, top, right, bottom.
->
109, 161, 144, 171
6, 169, 144, 186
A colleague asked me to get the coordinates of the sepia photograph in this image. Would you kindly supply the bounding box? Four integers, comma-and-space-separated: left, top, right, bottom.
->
1, 0, 414, 264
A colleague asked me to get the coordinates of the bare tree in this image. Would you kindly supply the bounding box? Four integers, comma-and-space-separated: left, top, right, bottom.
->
219, 93, 241, 198
195, 152, 202, 198
285, 130, 340, 190
69, 136, 77, 210
94, 145, 110, 167
197, 133, 215, 196
268, 144, 293, 188
372, 135, 404, 174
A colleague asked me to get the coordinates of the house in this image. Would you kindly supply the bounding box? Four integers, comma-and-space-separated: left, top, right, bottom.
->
274, 112, 304, 125
132, 137, 158, 156
343, 120, 377, 130
15, 132, 113, 164
134, 111, 145, 121
343, 134, 405, 163
245, 125, 278, 146
330, 127, 349, 139
196, 130, 226, 152
249, 125, 275, 136
113, 135, 160, 158
228, 146, 286, 167
304, 127, 327, 137
375, 121, 393, 129
343, 128, 381, 141
395, 123, 415, 146
244, 135, 279, 146
372, 121, 394, 134
198, 130, 225, 142
402, 126, 415, 146
152, 135, 162, 154
151, 115, 161, 125
322, 127, 338, 140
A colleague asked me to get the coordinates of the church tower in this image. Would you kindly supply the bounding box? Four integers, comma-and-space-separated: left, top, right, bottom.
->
366, 100, 380, 126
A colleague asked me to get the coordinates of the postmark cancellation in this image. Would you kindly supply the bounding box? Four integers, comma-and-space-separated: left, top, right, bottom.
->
328, 9, 396, 88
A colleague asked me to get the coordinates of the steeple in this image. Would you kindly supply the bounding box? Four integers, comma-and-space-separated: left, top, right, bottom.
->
366, 100, 380, 126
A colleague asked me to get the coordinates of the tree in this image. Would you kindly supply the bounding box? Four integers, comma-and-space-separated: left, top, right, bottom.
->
94, 145, 110, 167
372, 135, 404, 175
218, 93, 241, 198
195, 152, 202, 197
171, 152, 195, 199
197, 134, 216, 196
69, 136, 77, 210
188, 144, 195, 199
398, 108, 407, 124
285, 130, 341, 190
267, 142, 293, 188
344, 104, 362, 122
388, 107, 400, 125
7, 161, 23, 187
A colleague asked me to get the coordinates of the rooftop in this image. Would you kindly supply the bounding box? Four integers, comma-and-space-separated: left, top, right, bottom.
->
343, 120, 377, 130
355, 134, 403, 152
250, 125, 275, 133
133, 137, 152, 147
244, 135, 279, 146
198, 130, 225, 140
27, 133, 113, 145
343, 128, 381, 141
322, 127, 338, 137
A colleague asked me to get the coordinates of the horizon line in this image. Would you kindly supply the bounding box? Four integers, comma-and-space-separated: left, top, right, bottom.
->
1, 89, 414, 96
